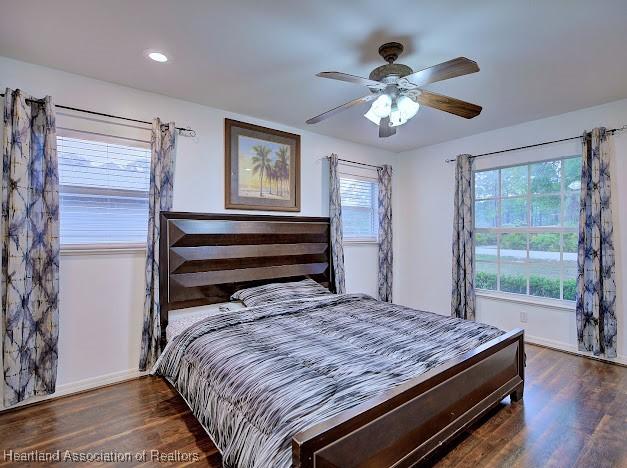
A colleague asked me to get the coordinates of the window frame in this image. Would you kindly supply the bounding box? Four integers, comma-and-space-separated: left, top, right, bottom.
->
338, 170, 379, 244
57, 130, 151, 252
472, 155, 580, 308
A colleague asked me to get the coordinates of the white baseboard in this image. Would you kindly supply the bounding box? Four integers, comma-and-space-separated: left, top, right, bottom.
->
56, 368, 146, 396
525, 334, 627, 366
1, 368, 144, 412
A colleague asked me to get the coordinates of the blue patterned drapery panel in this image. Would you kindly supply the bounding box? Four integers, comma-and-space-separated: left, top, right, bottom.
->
2, 89, 59, 406
377, 164, 393, 302
329, 154, 345, 294
451, 154, 475, 320
576, 128, 616, 358
139, 119, 176, 371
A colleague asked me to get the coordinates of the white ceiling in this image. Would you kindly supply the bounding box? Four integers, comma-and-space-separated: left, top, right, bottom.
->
1, 0, 627, 152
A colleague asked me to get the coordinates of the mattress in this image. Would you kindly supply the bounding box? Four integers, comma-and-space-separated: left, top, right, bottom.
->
154, 293, 504, 468
166, 301, 245, 341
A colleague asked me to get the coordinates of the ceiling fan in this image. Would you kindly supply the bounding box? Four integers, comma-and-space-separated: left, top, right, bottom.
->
306, 42, 482, 138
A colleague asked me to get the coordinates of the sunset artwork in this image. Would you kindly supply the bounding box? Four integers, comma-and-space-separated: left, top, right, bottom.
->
225, 119, 300, 211
237, 136, 291, 200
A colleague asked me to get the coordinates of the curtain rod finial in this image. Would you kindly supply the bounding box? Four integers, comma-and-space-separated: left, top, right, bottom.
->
177, 127, 196, 138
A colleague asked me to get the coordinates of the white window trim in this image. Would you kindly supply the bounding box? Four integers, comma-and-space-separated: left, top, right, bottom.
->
343, 237, 379, 245
476, 290, 575, 312
473, 155, 580, 305
60, 243, 146, 255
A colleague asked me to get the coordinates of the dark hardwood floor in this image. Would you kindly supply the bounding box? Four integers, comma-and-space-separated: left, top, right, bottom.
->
0, 345, 625, 467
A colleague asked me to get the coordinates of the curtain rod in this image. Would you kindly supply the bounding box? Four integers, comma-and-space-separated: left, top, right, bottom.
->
331, 156, 382, 170
0, 92, 196, 137
445, 125, 627, 163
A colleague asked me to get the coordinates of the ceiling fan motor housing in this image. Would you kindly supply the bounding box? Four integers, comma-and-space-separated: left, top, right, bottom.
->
369, 63, 413, 83
369, 42, 413, 83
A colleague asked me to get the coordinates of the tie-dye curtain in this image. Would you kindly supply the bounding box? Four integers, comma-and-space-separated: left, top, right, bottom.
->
576, 128, 616, 358
451, 154, 475, 320
2, 89, 59, 406
139, 119, 176, 371
377, 165, 393, 302
329, 154, 345, 294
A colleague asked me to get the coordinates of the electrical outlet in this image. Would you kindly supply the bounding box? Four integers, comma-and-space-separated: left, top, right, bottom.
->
520, 311, 528, 323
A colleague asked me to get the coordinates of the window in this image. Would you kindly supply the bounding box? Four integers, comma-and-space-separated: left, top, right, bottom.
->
58, 135, 150, 246
474, 156, 581, 302
339, 176, 378, 242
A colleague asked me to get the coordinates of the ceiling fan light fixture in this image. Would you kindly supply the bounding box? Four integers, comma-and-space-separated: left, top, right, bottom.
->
364, 94, 392, 125
389, 96, 420, 127
389, 108, 406, 127
364, 107, 381, 125
398, 95, 420, 120
371, 94, 392, 117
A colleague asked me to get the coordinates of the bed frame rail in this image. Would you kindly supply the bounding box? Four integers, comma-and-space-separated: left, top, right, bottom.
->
292, 328, 525, 467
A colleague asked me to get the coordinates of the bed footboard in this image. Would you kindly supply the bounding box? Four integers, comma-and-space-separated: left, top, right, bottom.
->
292, 328, 525, 467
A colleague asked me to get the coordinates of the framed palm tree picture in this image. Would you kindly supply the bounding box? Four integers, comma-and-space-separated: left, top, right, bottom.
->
225, 119, 300, 211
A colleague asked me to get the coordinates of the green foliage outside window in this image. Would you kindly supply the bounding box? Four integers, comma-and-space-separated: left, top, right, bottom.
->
500, 274, 527, 294
475, 271, 576, 301
499, 232, 527, 250
476, 231, 577, 252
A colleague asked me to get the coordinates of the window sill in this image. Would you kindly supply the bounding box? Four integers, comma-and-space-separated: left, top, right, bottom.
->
60, 243, 147, 255
344, 239, 379, 245
476, 290, 575, 311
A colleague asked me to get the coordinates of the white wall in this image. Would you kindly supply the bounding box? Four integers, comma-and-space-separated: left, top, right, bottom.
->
4, 51, 624, 409
0, 56, 398, 406
396, 98, 627, 363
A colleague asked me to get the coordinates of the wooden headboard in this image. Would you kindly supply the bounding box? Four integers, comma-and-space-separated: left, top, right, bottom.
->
159, 212, 334, 345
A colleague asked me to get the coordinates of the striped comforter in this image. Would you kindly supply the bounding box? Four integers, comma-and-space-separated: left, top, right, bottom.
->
153, 293, 504, 468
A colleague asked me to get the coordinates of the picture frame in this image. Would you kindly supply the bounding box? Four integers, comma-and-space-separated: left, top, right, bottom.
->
224, 118, 301, 212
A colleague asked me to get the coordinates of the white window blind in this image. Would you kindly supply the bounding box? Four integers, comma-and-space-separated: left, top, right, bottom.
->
339, 176, 378, 241
58, 135, 151, 245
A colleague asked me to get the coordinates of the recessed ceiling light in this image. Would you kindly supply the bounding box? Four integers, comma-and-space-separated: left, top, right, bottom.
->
146, 51, 168, 63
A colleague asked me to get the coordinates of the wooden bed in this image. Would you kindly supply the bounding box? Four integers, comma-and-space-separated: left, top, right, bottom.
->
159, 211, 525, 467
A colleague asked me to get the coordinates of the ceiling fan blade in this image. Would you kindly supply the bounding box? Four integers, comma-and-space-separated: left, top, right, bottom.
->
403, 57, 479, 88
378, 117, 396, 138
317, 72, 385, 89
306, 94, 377, 124
415, 90, 482, 119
